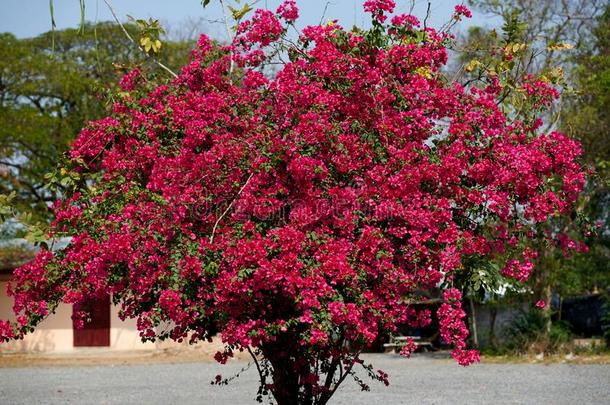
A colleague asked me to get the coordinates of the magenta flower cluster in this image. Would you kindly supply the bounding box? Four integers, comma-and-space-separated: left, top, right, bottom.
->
1, 0, 585, 400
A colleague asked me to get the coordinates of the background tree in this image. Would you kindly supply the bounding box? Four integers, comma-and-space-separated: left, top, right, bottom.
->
457, 1, 608, 342
559, 4, 610, 296
0, 22, 194, 236
461, 0, 605, 117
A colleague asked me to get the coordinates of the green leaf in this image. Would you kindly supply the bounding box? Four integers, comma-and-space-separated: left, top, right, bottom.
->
228, 3, 253, 22
24, 223, 48, 245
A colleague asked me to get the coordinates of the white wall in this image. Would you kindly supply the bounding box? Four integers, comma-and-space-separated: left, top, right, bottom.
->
0, 280, 73, 352
0, 278, 161, 352
110, 304, 155, 351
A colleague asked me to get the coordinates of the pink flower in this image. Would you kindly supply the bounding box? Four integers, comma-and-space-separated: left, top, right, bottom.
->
399, 337, 417, 358
391, 14, 420, 28
276, 0, 299, 23
119, 68, 141, 91
454, 4, 472, 19
535, 300, 546, 310
452, 349, 480, 366
502, 259, 534, 282
438, 289, 480, 366
364, 0, 396, 23
310, 329, 328, 345
0, 320, 15, 340
236, 9, 283, 48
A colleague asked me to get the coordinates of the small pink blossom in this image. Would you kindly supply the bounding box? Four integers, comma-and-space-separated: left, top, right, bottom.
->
118, 68, 141, 91
364, 0, 396, 23
391, 14, 420, 28
276, 0, 299, 23
399, 337, 417, 358
454, 4, 472, 19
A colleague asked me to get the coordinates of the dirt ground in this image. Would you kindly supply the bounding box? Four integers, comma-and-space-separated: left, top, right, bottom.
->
480, 353, 610, 365
1, 345, 608, 368
0, 340, 251, 368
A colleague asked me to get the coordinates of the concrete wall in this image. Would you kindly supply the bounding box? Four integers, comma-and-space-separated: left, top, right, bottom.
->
0, 280, 74, 352
472, 302, 529, 348
0, 279, 158, 353
110, 305, 156, 351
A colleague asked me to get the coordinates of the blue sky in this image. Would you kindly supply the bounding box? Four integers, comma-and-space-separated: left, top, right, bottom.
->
1, 1, 499, 40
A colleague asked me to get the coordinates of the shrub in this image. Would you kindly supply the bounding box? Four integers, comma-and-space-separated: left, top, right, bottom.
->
1, 1, 585, 403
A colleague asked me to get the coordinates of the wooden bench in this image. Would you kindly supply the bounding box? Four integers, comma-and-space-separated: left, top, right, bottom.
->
383, 335, 433, 352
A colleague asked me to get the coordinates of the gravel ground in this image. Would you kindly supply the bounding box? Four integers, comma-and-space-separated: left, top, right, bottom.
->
0, 353, 608, 405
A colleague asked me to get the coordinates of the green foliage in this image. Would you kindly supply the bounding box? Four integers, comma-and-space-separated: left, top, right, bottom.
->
0, 192, 17, 223
502, 307, 573, 354
228, 3, 254, 22
462, 0, 610, 305
500, 9, 527, 45
0, 23, 194, 235
462, 0, 603, 112
558, 4, 610, 295
564, 6, 610, 177
453, 256, 506, 302
553, 246, 610, 297
128, 16, 165, 54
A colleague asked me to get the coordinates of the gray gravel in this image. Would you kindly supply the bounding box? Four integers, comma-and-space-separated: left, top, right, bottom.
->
0, 353, 608, 405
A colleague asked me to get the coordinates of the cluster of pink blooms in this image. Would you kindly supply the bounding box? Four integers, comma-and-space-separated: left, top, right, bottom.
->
438, 289, 480, 366
118, 68, 142, 92
398, 337, 417, 357
0, 321, 13, 339
276, 0, 299, 23
2, 0, 584, 398
236, 9, 284, 48
364, 0, 396, 23
454, 4, 473, 19
502, 259, 535, 282
391, 14, 420, 28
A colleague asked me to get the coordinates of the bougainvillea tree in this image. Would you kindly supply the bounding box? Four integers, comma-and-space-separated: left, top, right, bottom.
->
1, 1, 585, 404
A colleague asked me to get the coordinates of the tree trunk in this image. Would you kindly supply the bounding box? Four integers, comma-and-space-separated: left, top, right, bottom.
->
469, 297, 479, 348
261, 338, 344, 405
489, 306, 497, 348
535, 245, 554, 338
543, 283, 552, 335
264, 342, 314, 405
267, 356, 303, 405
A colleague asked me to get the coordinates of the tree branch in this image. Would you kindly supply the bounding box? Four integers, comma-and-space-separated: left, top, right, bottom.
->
218, 0, 235, 82
422, 2, 431, 43
209, 172, 253, 243
326, 352, 361, 400
247, 347, 266, 388
102, 0, 178, 78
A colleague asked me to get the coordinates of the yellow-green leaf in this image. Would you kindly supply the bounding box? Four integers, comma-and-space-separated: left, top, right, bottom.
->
547, 42, 574, 51
465, 59, 481, 72
228, 3, 253, 21
415, 66, 432, 79
153, 39, 162, 52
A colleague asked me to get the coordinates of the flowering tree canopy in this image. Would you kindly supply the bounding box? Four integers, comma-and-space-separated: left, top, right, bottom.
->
1, 1, 585, 404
